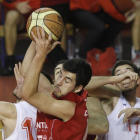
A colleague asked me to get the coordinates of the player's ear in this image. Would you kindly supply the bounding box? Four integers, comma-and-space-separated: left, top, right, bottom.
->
74, 85, 83, 93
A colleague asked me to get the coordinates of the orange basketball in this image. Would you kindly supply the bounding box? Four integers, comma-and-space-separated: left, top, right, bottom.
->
26, 8, 64, 42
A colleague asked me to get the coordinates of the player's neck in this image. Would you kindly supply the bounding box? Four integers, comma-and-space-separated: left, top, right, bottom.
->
122, 90, 136, 107
16, 99, 24, 103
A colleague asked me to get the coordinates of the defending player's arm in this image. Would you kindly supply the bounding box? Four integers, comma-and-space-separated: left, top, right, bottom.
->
85, 72, 139, 99
87, 97, 109, 134
20, 41, 36, 77
16, 28, 75, 122
0, 102, 17, 125
19, 39, 53, 94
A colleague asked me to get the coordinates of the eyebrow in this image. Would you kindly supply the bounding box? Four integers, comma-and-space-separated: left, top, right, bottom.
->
65, 76, 72, 82
115, 68, 134, 74
54, 67, 61, 72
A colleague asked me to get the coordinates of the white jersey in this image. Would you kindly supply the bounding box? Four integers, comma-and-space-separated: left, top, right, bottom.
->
98, 95, 140, 140
2, 101, 37, 140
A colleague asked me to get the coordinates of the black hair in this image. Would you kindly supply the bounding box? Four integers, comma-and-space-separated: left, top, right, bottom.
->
41, 70, 53, 84
55, 60, 67, 69
54, 60, 67, 77
111, 60, 140, 76
63, 58, 92, 88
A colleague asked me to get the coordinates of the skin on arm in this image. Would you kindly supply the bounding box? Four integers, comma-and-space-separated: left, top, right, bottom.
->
0, 102, 17, 138
20, 41, 36, 77
118, 108, 140, 123
19, 40, 53, 95
87, 97, 109, 134
17, 28, 75, 121
85, 71, 139, 99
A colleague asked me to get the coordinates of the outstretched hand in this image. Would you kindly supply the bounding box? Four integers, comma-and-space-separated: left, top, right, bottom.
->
114, 71, 139, 85
31, 27, 60, 58
14, 62, 25, 98
118, 108, 140, 123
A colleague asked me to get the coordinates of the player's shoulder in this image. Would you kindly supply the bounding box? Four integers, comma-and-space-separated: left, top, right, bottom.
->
16, 101, 37, 113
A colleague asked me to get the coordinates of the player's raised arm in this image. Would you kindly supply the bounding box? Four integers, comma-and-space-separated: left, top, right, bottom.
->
16, 27, 75, 121
86, 71, 139, 99
20, 41, 36, 77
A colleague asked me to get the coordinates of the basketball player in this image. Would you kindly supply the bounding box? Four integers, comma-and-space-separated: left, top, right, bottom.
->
85, 60, 140, 140
0, 38, 107, 140
0, 40, 55, 140
15, 28, 139, 140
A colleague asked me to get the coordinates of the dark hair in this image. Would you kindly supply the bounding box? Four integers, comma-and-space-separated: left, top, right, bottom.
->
63, 58, 92, 88
111, 60, 140, 76
55, 60, 67, 68
41, 70, 53, 84
54, 60, 67, 77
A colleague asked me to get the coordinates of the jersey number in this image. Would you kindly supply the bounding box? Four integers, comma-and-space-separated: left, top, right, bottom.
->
21, 117, 34, 140
128, 120, 139, 134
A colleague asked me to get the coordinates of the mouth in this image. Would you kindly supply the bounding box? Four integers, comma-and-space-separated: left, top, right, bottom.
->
54, 86, 60, 93
123, 83, 130, 88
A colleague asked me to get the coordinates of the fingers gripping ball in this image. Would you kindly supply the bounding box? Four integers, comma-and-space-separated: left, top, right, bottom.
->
26, 8, 64, 42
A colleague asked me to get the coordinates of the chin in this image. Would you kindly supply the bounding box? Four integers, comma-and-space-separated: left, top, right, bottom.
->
53, 92, 60, 98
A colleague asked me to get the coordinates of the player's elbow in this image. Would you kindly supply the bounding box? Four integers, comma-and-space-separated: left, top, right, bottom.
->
99, 120, 109, 134
88, 118, 109, 135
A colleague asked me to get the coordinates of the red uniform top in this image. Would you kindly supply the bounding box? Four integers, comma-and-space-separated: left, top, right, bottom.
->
70, 0, 134, 22
2, 0, 40, 11
36, 90, 88, 140
41, 0, 70, 7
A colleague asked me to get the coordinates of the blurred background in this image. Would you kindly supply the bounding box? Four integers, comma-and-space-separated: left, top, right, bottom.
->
1, 0, 140, 100
0, 0, 140, 139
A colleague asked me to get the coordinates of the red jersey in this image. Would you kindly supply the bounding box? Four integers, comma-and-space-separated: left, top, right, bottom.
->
36, 90, 88, 140
70, 0, 134, 22
41, 0, 70, 7
2, 0, 40, 11
70, 0, 101, 13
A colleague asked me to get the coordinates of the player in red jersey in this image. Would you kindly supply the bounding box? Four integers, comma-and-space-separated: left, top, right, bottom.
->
14, 28, 139, 140
15, 28, 92, 140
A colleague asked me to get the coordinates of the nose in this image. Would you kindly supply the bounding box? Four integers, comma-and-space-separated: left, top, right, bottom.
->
57, 76, 64, 86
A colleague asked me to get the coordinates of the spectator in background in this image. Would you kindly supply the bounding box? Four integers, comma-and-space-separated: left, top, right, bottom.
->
2, 0, 41, 76
70, 0, 130, 59
70, 0, 140, 76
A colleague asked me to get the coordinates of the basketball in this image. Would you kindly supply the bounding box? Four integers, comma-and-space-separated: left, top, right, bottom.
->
26, 8, 64, 42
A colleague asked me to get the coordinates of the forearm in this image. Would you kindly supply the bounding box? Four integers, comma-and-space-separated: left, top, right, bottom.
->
20, 41, 36, 77
87, 97, 109, 134
88, 112, 109, 134
21, 54, 46, 99
86, 76, 116, 91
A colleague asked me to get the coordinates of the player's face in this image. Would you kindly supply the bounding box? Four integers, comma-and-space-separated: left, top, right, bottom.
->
114, 64, 137, 92
54, 64, 77, 98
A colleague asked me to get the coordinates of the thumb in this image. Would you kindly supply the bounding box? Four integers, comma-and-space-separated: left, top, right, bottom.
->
52, 41, 60, 50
